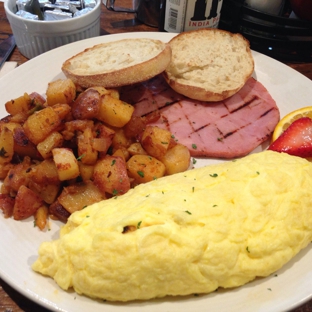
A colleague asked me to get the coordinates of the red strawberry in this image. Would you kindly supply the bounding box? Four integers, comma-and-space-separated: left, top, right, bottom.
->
268, 117, 312, 157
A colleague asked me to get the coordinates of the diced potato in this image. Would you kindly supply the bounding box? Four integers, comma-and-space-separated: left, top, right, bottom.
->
123, 115, 148, 139
34, 204, 49, 230
77, 127, 98, 165
87, 86, 110, 96
0, 194, 15, 218
58, 181, 105, 214
0, 127, 14, 164
29, 181, 61, 204
13, 185, 43, 220
46, 78, 76, 106
30, 159, 60, 185
93, 123, 115, 154
0, 121, 22, 133
126, 154, 165, 185
98, 95, 134, 127
1, 157, 32, 195
127, 142, 147, 156
13, 127, 42, 160
52, 103, 72, 120
111, 128, 132, 151
93, 156, 130, 196
78, 162, 94, 182
52, 148, 80, 181
48, 200, 70, 223
160, 143, 190, 175
5, 93, 32, 115
23, 106, 63, 144
0, 163, 14, 180
71, 88, 100, 120
141, 126, 172, 159
37, 131, 64, 159
112, 148, 129, 162
62, 120, 94, 140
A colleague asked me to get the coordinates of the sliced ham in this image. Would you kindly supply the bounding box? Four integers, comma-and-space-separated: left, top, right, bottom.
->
120, 75, 280, 159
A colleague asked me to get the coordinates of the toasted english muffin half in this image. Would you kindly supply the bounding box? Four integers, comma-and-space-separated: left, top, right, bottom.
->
62, 38, 172, 88
164, 29, 254, 102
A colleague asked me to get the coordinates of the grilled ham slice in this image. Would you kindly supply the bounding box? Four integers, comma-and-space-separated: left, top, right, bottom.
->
120, 76, 280, 159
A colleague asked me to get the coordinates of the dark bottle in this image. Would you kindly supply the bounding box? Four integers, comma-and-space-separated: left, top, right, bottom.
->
159, 0, 223, 33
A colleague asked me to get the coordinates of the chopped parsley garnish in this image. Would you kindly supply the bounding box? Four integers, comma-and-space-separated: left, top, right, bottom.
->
185, 210, 192, 215
111, 159, 116, 166
209, 173, 218, 178
137, 221, 142, 229
137, 171, 144, 177
192, 144, 197, 149
77, 154, 85, 161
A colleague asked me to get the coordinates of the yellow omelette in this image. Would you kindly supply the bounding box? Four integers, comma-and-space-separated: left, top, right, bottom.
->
32, 151, 312, 302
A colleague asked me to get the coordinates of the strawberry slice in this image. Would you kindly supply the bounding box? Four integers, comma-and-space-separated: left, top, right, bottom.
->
268, 117, 312, 157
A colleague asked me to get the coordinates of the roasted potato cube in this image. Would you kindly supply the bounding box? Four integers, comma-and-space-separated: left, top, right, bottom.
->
29, 181, 61, 204
23, 106, 63, 144
71, 88, 100, 120
93, 156, 130, 196
127, 142, 147, 156
52, 148, 80, 181
13, 127, 42, 160
37, 131, 64, 159
0, 163, 14, 180
46, 78, 76, 106
98, 95, 134, 127
34, 204, 49, 230
62, 119, 94, 140
93, 123, 115, 154
1, 157, 32, 195
58, 181, 105, 214
126, 154, 165, 185
52, 103, 72, 120
141, 126, 172, 159
30, 159, 60, 185
0, 194, 15, 218
49, 200, 70, 223
5, 93, 32, 115
78, 162, 94, 182
0, 121, 22, 133
13, 185, 43, 220
0, 127, 14, 164
112, 148, 129, 162
160, 143, 190, 175
111, 128, 132, 151
77, 127, 98, 165
87, 86, 110, 96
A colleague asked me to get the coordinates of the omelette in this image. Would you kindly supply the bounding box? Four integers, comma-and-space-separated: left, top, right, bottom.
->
32, 151, 312, 302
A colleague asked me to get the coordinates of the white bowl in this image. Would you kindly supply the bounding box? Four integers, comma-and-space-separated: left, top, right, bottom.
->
4, 0, 101, 59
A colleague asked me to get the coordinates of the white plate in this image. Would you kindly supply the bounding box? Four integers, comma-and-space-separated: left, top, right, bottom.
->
1, 32, 312, 312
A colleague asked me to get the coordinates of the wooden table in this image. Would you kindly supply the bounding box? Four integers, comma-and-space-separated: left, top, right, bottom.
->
1, 1, 312, 311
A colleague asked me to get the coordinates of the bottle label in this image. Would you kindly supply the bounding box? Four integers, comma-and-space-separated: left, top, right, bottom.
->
163, 0, 223, 32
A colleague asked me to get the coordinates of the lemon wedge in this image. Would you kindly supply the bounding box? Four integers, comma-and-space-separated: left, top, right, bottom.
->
272, 106, 312, 142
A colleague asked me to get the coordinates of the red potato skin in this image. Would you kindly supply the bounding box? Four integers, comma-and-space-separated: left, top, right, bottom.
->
13, 185, 44, 220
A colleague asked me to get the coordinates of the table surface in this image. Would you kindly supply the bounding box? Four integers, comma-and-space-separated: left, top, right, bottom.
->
1, 1, 312, 311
